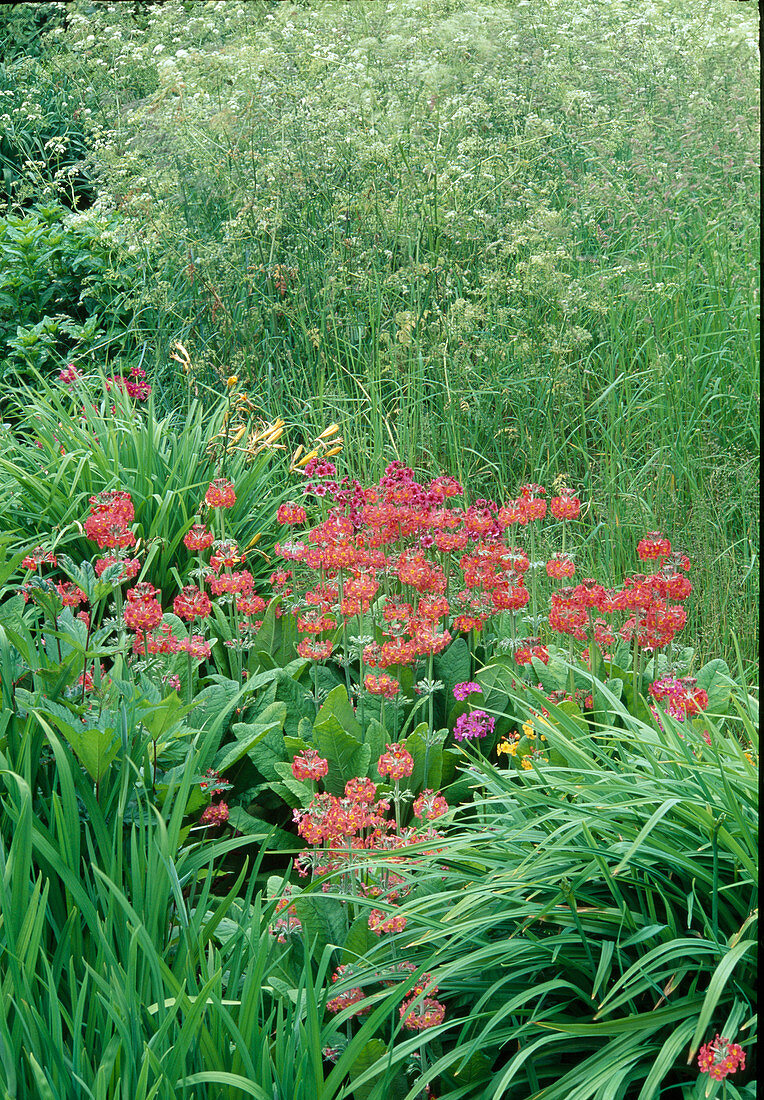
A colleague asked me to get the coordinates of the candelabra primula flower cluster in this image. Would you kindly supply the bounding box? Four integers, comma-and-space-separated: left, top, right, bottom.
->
697, 1034, 746, 1081
57, 362, 151, 403
271, 464, 694, 741
105, 365, 151, 402
648, 677, 709, 721
20, 479, 269, 831
278, 746, 449, 1029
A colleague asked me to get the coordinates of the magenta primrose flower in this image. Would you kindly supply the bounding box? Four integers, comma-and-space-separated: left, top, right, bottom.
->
453, 681, 482, 701
453, 710, 495, 741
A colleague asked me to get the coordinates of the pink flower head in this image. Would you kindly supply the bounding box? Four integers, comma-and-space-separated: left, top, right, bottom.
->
453, 680, 482, 701
173, 585, 212, 621
177, 635, 212, 660
184, 524, 215, 551
377, 743, 414, 781
400, 996, 446, 1030
296, 638, 334, 660
364, 672, 401, 699
21, 547, 58, 570
84, 490, 136, 550
123, 597, 163, 632
345, 776, 377, 802
453, 710, 495, 742
550, 492, 581, 520
94, 555, 140, 582
697, 1035, 746, 1081
368, 908, 407, 935
55, 581, 87, 608
277, 502, 308, 525
58, 364, 81, 386
205, 479, 236, 509
326, 988, 371, 1016
637, 532, 671, 561
200, 801, 229, 826
412, 789, 449, 820
292, 749, 329, 782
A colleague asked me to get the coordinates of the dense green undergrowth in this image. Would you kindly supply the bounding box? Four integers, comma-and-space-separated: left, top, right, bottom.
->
0, 371, 758, 1097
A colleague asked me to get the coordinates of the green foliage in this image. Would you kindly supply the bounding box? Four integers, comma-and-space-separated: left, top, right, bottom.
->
0, 203, 137, 383
0, 370, 291, 595
0, 5, 759, 1095
337, 685, 758, 1098
0, 20, 95, 208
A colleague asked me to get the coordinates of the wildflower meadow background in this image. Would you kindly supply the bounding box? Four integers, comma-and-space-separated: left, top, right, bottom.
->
0, 2, 758, 1098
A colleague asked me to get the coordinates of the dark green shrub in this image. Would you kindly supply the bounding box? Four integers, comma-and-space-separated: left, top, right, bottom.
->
0, 202, 138, 387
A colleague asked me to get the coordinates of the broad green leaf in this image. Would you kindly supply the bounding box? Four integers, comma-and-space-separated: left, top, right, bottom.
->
434, 637, 472, 697
293, 893, 347, 957
341, 914, 376, 966
314, 717, 370, 795
360, 717, 388, 778
272, 762, 313, 807
346, 1039, 398, 1100
315, 684, 364, 741
406, 722, 443, 793
33, 706, 119, 783
695, 658, 736, 714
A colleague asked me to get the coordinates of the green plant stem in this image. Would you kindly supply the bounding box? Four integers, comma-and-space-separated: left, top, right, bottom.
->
529, 523, 539, 631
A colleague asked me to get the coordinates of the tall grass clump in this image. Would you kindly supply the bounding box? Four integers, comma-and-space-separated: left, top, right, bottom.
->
328, 685, 758, 1098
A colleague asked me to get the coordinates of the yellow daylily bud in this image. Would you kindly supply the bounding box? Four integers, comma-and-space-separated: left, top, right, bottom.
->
245, 533, 262, 549
295, 448, 319, 468
316, 423, 340, 441
261, 422, 285, 444
226, 375, 239, 388
323, 444, 343, 458
170, 342, 193, 373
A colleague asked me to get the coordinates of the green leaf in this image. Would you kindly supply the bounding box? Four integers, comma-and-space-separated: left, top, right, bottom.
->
226, 807, 294, 849
232, 703, 288, 781
531, 652, 568, 693
191, 677, 241, 734
406, 722, 443, 792
434, 637, 472, 697
137, 692, 198, 742
346, 1039, 393, 1100
34, 706, 119, 783
251, 596, 280, 658
274, 671, 314, 738
314, 717, 370, 795
341, 915, 377, 966
695, 658, 736, 714
175, 1073, 268, 1099
293, 893, 347, 957
360, 717, 388, 777
272, 762, 313, 807
315, 684, 364, 741
688, 940, 757, 1059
